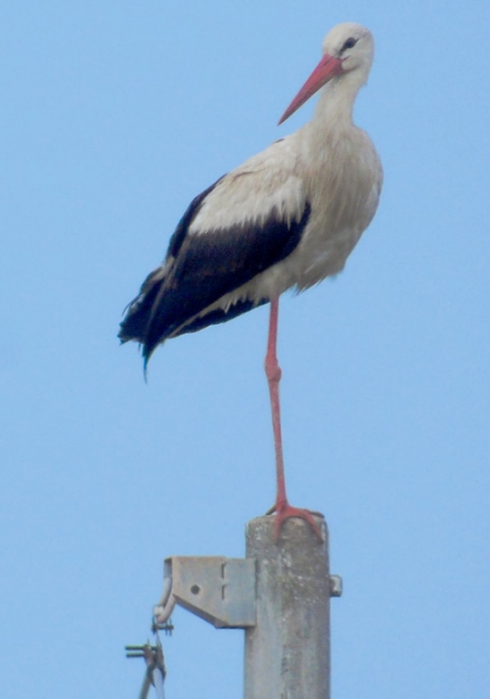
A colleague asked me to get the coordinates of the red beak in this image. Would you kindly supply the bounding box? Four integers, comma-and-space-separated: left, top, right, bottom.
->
278, 53, 343, 125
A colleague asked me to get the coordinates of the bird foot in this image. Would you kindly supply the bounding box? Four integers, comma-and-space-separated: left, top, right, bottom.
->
267, 500, 324, 542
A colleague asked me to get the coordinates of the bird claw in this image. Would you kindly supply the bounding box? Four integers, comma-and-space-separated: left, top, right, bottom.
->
269, 501, 324, 542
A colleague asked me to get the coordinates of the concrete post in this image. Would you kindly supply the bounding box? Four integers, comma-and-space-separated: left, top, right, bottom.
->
244, 514, 330, 699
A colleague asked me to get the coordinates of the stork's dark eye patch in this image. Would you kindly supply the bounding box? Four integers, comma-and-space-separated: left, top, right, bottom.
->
341, 37, 357, 52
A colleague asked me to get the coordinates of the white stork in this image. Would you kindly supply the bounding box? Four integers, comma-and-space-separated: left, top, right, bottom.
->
119, 22, 383, 540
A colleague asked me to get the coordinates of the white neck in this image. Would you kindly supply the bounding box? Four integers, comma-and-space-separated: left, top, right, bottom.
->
312, 69, 367, 131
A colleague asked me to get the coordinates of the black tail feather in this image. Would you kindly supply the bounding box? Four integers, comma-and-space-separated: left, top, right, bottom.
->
118, 280, 162, 344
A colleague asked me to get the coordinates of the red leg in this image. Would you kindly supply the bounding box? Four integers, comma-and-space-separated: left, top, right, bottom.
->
265, 299, 323, 542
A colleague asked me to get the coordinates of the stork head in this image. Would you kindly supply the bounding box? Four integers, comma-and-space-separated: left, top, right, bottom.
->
278, 23, 374, 125
323, 23, 374, 76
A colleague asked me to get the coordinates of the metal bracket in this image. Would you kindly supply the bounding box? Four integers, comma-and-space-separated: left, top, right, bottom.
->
154, 556, 256, 629
329, 574, 343, 597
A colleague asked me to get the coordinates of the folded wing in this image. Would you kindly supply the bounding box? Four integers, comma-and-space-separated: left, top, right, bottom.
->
119, 142, 311, 365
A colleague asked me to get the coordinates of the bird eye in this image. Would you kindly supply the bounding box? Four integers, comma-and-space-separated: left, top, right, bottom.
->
341, 37, 357, 52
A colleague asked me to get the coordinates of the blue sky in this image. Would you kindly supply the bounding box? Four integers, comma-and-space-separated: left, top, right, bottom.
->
1, 1, 489, 697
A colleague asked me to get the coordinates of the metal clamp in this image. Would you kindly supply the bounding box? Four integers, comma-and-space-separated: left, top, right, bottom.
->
126, 638, 166, 699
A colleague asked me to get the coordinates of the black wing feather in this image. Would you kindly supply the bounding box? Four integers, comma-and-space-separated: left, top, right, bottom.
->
118, 178, 224, 345
119, 181, 311, 365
